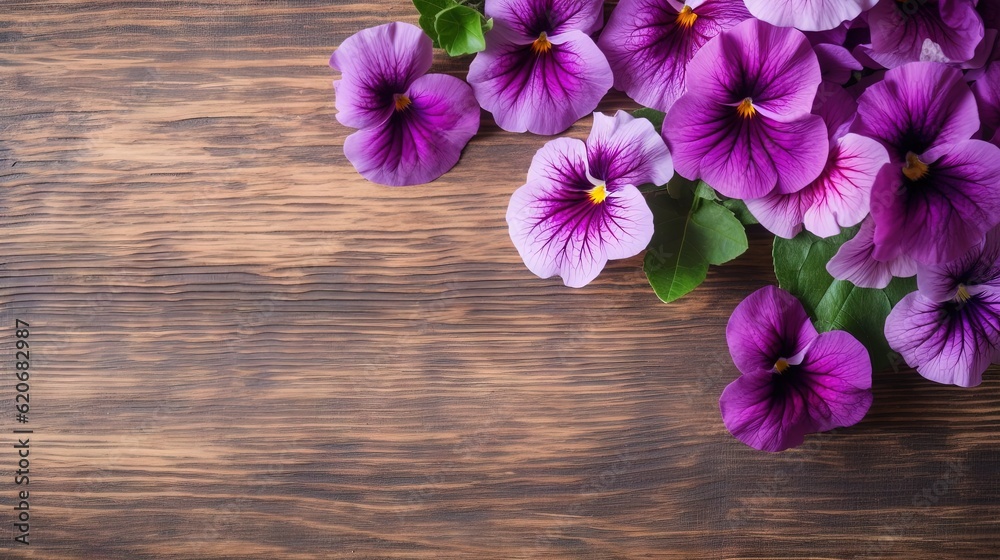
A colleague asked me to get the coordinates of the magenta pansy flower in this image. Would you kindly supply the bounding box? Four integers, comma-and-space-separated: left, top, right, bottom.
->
867, 0, 984, 68
827, 217, 918, 289
330, 22, 480, 186
744, 0, 877, 32
506, 111, 673, 287
747, 85, 889, 238
885, 228, 1000, 387
664, 18, 829, 199
853, 62, 1000, 265
597, 0, 750, 113
721, 286, 873, 452
467, 0, 612, 135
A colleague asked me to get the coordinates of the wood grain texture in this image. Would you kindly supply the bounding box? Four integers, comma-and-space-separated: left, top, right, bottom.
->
0, 1, 998, 558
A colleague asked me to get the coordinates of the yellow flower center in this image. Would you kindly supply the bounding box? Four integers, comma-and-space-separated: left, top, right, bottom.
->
737, 97, 756, 119
956, 284, 972, 303
676, 6, 698, 28
588, 184, 608, 204
903, 151, 929, 181
531, 32, 552, 55
774, 358, 790, 374
394, 94, 412, 112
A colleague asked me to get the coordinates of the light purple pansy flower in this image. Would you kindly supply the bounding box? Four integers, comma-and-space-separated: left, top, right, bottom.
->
827, 216, 918, 289
664, 18, 829, 200
467, 0, 613, 135
885, 227, 1000, 387
853, 62, 1000, 265
597, 0, 751, 113
747, 84, 889, 238
867, 0, 984, 68
721, 286, 873, 453
744, 0, 878, 32
330, 22, 480, 186
506, 111, 673, 287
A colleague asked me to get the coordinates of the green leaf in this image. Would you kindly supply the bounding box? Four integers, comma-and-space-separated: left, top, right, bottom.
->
435, 4, 487, 56
721, 198, 759, 225
773, 229, 918, 370
665, 174, 698, 200
644, 195, 749, 303
413, 0, 456, 47
631, 108, 665, 134
694, 181, 718, 201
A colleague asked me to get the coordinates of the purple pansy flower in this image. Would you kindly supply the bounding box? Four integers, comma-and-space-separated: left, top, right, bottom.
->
330, 22, 480, 186
853, 62, 1000, 265
747, 85, 889, 238
597, 0, 750, 113
885, 227, 1000, 387
721, 286, 873, 452
467, 0, 613, 135
827, 216, 918, 289
744, 0, 877, 32
664, 18, 829, 199
867, 0, 983, 68
853, 62, 979, 162
506, 111, 673, 287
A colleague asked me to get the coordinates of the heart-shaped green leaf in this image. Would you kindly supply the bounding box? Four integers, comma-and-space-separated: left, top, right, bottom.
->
435, 4, 487, 56
413, 0, 456, 47
644, 194, 748, 303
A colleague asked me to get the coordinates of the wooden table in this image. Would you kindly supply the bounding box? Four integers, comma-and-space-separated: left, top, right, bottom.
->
1, 1, 997, 558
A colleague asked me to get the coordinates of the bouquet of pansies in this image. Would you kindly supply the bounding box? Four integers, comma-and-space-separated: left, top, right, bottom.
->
330, 0, 1000, 452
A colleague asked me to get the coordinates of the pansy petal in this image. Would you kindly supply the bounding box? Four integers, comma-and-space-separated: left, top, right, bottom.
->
794, 330, 873, 432
813, 43, 864, 84
726, 286, 819, 377
686, 18, 821, 120
507, 138, 654, 287
486, 0, 604, 38
601, 185, 656, 260
868, 0, 983, 68
597, 0, 750, 112
812, 81, 858, 141
468, 30, 612, 135
527, 136, 592, 186
801, 133, 888, 237
852, 62, 979, 161
342, 74, 480, 186
886, 291, 1000, 387
745, 188, 809, 239
827, 216, 918, 289
330, 22, 433, 129
587, 111, 673, 189
972, 62, 1000, 142
720, 374, 811, 452
870, 139, 1000, 265
744, 0, 878, 32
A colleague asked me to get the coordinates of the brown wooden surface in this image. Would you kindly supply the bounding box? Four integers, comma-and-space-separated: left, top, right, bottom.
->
0, 1, 998, 558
